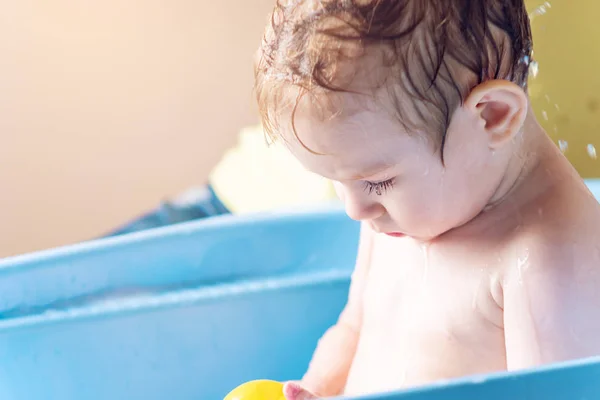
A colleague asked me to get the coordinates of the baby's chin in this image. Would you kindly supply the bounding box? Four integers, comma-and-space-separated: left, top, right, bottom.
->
369, 216, 457, 241
376, 231, 437, 243
380, 223, 454, 242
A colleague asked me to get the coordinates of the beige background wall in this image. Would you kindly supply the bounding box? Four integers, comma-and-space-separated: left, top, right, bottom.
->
1, 1, 599, 258
0, 1, 273, 257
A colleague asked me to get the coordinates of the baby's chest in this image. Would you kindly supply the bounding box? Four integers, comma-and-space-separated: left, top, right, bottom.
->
361, 237, 503, 342
349, 239, 506, 390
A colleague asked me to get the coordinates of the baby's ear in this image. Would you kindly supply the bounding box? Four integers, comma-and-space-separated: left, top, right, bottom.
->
464, 80, 528, 149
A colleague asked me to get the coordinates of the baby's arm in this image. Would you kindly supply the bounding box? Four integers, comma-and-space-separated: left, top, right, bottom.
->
299, 223, 374, 397
503, 247, 600, 369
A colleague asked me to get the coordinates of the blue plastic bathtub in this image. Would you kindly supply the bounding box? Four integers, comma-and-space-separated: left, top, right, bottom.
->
0, 180, 599, 400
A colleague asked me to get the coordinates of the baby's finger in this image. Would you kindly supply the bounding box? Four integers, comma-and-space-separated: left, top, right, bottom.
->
283, 381, 319, 400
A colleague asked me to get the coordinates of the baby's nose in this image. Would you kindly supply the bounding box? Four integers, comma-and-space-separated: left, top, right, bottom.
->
344, 194, 385, 222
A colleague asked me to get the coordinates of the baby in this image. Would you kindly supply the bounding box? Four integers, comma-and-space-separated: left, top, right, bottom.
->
254, 0, 600, 398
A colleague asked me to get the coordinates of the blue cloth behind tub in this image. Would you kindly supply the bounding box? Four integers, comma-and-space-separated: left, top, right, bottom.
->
104, 184, 231, 237
0, 181, 598, 400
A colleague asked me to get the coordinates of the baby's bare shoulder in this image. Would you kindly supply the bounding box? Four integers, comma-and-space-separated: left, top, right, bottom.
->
498, 190, 600, 296
500, 197, 600, 366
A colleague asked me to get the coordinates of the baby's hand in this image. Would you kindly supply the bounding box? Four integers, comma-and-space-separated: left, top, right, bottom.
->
283, 381, 320, 400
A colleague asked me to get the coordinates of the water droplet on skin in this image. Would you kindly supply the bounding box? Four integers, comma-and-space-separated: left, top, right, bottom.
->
421, 244, 430, 286
472, 280, 481, 309
514, 224, 523, 233
516, 249, 530, 285
402, 243, 431, 387
542, 110, 548, 121
558, 140, 568, 153
588, 144, 597, 159
422, 164, 430, 176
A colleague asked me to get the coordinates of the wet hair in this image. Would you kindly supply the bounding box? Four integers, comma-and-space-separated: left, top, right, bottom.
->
254, 0, 533, 154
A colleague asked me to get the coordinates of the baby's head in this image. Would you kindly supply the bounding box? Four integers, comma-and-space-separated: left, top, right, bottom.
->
254, 0, 533, 239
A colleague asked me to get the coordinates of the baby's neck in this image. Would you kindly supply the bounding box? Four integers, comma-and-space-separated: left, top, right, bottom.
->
484, 113, 564, 213
444, 112, 579, 241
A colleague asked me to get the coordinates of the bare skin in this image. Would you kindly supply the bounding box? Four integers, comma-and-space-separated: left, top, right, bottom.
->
275, 81, 600, 399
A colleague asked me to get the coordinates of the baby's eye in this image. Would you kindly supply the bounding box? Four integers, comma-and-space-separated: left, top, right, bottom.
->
364, 178, 395, 196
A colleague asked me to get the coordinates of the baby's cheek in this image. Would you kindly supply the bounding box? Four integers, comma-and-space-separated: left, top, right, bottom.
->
401, 195, 440, 226
397, 190, 427, 213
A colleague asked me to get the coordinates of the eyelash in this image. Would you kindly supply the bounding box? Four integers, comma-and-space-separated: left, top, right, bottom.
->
364, 178, 395, 196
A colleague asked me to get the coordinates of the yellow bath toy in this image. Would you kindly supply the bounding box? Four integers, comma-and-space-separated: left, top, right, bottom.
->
224, 379, 286, 400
